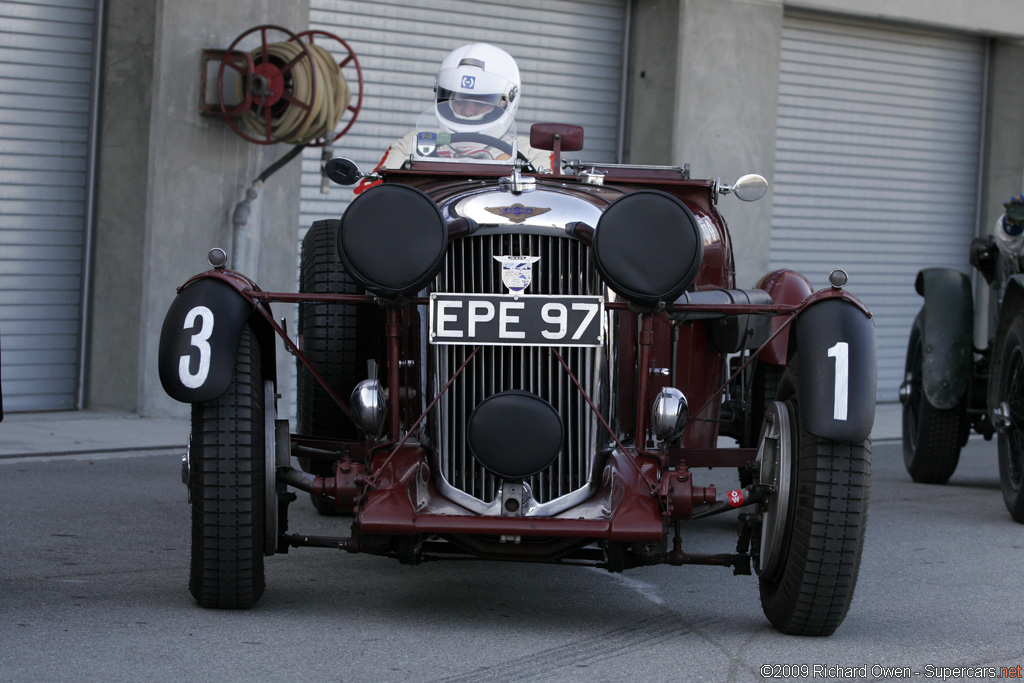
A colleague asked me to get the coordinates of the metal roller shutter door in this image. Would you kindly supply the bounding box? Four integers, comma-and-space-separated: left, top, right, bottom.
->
770, 14, 986, 403
301, 0, 627, 229
0, 0, 99, 411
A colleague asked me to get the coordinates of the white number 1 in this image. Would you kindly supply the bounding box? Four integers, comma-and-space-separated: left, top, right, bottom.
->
827, 341, 849, 421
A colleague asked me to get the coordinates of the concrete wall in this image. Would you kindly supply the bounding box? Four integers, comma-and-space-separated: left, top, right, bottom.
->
627, 0, 783, 288
625, 0, 680, 167
983, 41, 1024, 231
788, 0, 1024, 37
977, 40, 1024, 344
88, 0, 308, 417
86, 0, 157, 412
82, 0, 1024, 416
627, 0, 1024, 289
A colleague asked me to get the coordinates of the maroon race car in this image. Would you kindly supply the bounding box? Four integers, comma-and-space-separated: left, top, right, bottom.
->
159, 106, 876, 636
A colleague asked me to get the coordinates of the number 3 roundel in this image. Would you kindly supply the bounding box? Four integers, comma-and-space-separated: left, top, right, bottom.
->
158, 278, 255, 403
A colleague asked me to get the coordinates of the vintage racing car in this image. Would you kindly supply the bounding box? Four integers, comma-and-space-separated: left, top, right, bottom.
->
901, 194, 1024, 523
159, 105, 877, 636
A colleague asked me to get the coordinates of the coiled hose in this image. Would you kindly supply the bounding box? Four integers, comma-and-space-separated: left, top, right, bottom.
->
238, 41, 351, 145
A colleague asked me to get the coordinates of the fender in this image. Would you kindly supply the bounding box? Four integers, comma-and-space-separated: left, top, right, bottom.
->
988, 274, 1024, 412
792, 295, 876, 443
754, 269, 813, 365
158, 275, 266, 403
914, 267, 973, 410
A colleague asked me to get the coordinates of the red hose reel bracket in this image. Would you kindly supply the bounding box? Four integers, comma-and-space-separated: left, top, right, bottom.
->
199, 24, 363, 145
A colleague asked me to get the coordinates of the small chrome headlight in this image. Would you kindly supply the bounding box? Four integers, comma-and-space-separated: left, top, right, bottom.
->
651, 387, 689, 441
350, 379, 388, 439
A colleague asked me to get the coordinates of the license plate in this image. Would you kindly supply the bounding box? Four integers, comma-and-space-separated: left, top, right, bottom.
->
429, 293, 604, 347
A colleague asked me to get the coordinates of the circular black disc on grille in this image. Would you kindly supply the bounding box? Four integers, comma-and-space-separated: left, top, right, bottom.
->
467, 391, 563, 480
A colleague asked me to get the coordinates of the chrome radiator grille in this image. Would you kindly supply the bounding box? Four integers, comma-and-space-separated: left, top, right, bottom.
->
430, 232, 605, 504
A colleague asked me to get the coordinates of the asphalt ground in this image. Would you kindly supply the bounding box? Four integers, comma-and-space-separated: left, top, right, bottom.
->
0, 402, 903, 461
3, 404, 1023, 682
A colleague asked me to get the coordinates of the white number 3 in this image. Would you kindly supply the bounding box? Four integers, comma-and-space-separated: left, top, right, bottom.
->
827, 341, 849, 421
179, 306, 214, 389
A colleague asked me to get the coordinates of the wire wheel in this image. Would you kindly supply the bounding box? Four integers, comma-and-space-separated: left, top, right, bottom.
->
753, 400, 792, 578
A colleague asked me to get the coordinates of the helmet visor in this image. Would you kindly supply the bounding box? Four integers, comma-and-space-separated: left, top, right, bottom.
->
436, 99, 507, 126
436, 88, 506, 108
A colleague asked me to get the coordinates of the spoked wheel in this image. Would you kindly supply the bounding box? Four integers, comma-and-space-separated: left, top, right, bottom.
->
902, 311, 966, 484
996, 315, 1024, 523
297, 219, 381, 514
188, 325, 275, 608
756, 358, 871, 636
753, 401, 792, 578
739, 361, 785, 487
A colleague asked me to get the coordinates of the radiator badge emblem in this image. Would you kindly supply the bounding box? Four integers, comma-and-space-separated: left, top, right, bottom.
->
485, 204, 551, 224
494, 255, 540, 293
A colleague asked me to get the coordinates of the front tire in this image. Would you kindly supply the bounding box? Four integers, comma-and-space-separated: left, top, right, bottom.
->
996, 315, 1024, 523
297, 220, 381, 514
902, 311, 965, 485
758, 360, 871, 636
189, 325, 267, 609
297, 219, 378, 441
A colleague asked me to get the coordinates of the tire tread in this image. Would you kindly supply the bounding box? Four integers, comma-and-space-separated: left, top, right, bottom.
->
189, 327, 265, 609
760, 396, 871, 636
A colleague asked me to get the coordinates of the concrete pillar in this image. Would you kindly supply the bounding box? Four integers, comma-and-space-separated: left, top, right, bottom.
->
982, 40, 1024, 231
976, 39, 1024, 344
88, 0, 309, 417
86, 0, 157, 412
627, 0, 784, 287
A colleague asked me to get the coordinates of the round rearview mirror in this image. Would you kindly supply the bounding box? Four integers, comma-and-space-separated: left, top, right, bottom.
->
732, 174, 768, 202
324, 157, 363, 186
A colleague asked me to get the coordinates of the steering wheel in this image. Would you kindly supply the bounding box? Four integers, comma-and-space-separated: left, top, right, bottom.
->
445, 132, 515, 156
430, 132, 537, 172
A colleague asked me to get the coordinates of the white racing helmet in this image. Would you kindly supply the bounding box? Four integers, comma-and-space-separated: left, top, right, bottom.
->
434, 43, 520, 138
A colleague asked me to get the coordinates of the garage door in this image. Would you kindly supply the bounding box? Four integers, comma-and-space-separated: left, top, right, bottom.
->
0, 0, 100, 411
301, 0, 627, 229
770, 14, 987, 402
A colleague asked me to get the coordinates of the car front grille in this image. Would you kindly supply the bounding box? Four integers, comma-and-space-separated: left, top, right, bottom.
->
429, 232, 606, 505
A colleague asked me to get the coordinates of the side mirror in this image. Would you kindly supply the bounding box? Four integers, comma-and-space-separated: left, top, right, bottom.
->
324, 157, 365, 186
729, 174, 768, 202
716, 174, 768, 203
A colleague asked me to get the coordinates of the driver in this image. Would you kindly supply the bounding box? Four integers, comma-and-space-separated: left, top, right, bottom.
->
1000, 194, 1024, 240
977, 193, 1024, 281
355, 43, 552, 194
994, 193, 1024, 259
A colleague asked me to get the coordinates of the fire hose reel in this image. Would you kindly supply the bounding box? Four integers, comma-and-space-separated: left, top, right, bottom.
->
199, 24, 363, 145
